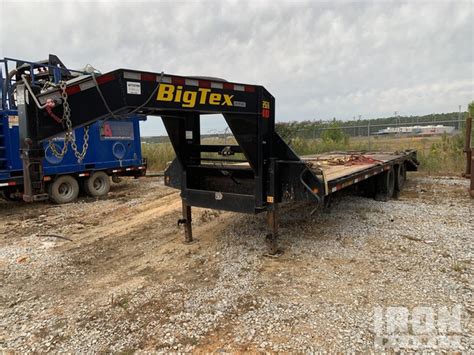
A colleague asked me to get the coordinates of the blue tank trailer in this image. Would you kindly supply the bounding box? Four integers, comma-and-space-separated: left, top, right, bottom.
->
0, 56, 146, 203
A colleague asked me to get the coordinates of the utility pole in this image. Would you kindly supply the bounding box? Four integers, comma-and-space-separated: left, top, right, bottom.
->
459, 105, 462, 131
358, 115, 361, 137
368, 120, 371, 151
224, 127, 229, 145
394, 111, 400, 135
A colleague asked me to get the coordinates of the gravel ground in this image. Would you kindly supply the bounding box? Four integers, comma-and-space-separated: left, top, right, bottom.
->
0, 174, 472, 352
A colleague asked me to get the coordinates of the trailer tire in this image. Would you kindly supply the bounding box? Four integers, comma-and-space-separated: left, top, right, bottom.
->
84, 171, 110, 197
375, 167, 395, 202
49, 175, 79, 204
396, 163, 406, 191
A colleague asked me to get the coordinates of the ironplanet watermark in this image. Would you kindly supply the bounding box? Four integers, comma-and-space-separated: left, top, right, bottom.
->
374, 305, 464, 350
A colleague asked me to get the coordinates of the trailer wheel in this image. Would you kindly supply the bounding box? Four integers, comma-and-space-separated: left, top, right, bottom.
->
375, 167, 395, 201
84, 171, 110, 197
396, 163, 406, 191
49, 175, 79, 204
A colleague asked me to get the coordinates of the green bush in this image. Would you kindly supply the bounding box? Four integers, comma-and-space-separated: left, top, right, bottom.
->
321, 122, 347, 144
417, 134, 465, 174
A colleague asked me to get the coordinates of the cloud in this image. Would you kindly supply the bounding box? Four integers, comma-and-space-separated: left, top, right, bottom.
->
1, 0, 472, 134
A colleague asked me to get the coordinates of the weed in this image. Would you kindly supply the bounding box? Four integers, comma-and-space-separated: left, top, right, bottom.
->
451, 261, 468, 273
111, 294, 130, 309
141, 142, 175, 172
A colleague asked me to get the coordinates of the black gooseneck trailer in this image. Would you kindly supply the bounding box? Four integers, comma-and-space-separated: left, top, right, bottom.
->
16, 67, 418, 252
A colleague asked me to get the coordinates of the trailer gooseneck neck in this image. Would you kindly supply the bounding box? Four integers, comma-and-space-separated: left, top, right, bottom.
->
18, 68, 325, 252
17, 65, 418, 253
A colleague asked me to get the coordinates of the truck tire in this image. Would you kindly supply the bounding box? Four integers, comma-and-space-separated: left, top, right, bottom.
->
49, 175, 79, 204
396, 163, 406, 191
375, 167, 395, 202
83, 171, 110, 197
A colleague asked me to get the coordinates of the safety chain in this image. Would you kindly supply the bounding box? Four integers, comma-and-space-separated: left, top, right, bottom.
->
47, 81, 89, 162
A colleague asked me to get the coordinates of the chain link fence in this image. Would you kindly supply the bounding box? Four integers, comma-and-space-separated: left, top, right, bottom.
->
281, 117, 467, 173
292, 119, 464, 142
143, 116, 468, 173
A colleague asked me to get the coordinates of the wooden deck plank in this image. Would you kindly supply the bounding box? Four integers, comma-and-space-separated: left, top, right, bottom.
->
302, 152, 404, 182
200, 151, 410, 184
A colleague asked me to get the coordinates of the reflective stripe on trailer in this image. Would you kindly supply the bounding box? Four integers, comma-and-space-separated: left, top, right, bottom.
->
78, 173, 90, 177
328, 165, 391, 193
40, 71, 256, 103
39, 74, 117, 103
123, 71, 255, 93
0, 181, 16, 187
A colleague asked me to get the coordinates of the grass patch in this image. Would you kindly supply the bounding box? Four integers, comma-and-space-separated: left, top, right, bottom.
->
141, 142, 175, 172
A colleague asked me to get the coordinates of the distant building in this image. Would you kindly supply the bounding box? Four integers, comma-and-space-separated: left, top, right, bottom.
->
373, 125, 455, 136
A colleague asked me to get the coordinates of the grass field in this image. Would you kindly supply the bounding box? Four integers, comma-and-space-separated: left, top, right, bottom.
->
142, 134, 467, 175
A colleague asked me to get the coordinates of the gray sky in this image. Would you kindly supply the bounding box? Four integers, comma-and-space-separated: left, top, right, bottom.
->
1, 0, 472, 135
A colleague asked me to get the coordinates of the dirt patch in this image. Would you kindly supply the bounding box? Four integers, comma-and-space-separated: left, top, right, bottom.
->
0, 174, 472, 352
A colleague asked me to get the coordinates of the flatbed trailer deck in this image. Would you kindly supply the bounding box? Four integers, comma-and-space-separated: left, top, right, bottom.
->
14, 64, 419, 252
195, 150, 416, 198
302, 151, 416, 195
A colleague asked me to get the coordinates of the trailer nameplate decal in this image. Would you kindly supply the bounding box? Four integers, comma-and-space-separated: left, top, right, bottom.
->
127, 81, 142, 95
157, 84, 234, 108
234, 101, 246, 108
